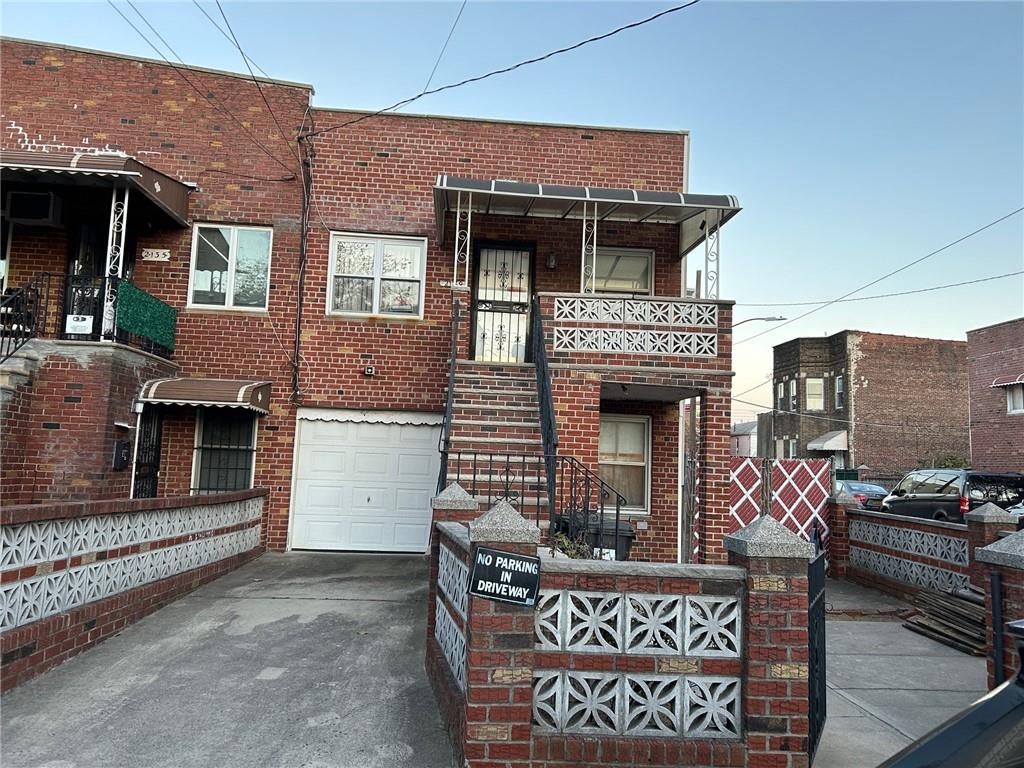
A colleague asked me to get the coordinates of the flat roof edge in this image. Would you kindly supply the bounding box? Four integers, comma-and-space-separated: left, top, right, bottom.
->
310, 106, 689, 136
1, 36, 316, 93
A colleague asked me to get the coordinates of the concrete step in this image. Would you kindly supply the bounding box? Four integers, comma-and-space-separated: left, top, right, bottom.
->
450, 435, 542, 446
451, 419, 540, 429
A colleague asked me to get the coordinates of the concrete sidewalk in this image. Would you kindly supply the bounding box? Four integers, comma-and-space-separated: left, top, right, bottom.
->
1, 552, 456, 768
813, 581, 988, 767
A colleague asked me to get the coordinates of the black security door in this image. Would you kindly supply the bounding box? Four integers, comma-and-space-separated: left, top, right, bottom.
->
470, 242, 535, 363
132, 406, 163, 498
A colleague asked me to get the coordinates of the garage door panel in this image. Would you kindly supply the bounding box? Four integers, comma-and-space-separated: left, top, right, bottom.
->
291, 413, 441, 553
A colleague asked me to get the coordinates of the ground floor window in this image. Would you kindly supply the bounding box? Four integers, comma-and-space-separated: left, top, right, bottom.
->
192, 409, 257, 493
598, 415, 650, 512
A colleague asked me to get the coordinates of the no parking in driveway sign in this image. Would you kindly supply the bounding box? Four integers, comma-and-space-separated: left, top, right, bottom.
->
468, 546, 541, 607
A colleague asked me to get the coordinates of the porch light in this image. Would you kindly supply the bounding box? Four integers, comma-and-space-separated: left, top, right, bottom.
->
546, 251, 558, 270
131, 399, 145, 415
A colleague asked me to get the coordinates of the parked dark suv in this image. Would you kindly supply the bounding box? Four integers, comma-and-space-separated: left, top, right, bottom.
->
882, 469, 1024, 523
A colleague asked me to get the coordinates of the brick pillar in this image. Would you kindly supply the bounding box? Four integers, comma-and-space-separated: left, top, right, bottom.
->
701, 387, 732, 564
827, 496, 854, 578
966, 502, 1016, 589
976, 528, 1024, 689
725, 515, 815, 768
464, 500, 540, 768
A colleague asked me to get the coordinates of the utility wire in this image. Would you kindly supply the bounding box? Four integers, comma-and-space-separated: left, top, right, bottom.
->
423, 0, 468, 93
732, 396, 968, 431
736, 270, 1024, 307
735, 206, 1024, 345
109, 0, 295, 175
191, 0, 274, 80
213, 0, 303, 167
306, 0, 702, 139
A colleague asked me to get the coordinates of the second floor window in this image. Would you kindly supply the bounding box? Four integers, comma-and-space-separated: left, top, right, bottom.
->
777, 382, 785, 410
835, 375, 845, 410
189, 224, 272, 310
806, 378, 824, 411
328, 233, 426, 318
789, 380, 797, 411
594, 248, 653, 294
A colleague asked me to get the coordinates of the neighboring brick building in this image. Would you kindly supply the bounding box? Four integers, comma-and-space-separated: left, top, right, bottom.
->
1, 37, 742, 563
761, 331, 970, 478
967, 317, 1024, 473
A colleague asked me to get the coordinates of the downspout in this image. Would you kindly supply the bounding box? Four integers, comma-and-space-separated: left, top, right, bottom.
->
293, 121, 313, 404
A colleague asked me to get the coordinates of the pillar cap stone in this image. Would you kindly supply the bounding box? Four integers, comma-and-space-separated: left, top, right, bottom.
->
469, 499, 541, 544
965, 502, 1017, 524
432, 482, 479, 511
724, 515, 816, 559
975, 527, 1024, 569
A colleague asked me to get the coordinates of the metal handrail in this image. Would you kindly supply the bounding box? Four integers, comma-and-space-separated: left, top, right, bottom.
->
555, 454, 627, 559
531, 295, 559, 521
437, 298, 462, 492
0, 272, 51, 364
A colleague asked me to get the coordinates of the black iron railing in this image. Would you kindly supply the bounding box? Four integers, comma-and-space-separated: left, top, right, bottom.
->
437, 299, 462, 492
808, 524, 828, 761
440, 447, 628, 560
531, 295, 558, 514
0, 272, 50, 364
62, 275, 175, 359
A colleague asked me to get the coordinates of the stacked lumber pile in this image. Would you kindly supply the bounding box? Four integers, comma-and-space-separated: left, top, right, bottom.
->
903, 586, 986, 655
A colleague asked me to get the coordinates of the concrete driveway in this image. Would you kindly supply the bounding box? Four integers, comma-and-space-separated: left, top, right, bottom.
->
813, 583, 989, 767
1, 553, 456, 768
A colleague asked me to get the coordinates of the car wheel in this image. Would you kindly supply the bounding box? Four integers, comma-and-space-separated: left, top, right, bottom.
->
933, 511, 948, 521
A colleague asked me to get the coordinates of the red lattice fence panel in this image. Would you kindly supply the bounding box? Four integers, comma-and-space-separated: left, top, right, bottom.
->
730, 457, 833, 549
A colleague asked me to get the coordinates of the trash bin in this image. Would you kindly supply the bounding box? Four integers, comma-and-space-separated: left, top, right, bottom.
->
553, 514, 635, 561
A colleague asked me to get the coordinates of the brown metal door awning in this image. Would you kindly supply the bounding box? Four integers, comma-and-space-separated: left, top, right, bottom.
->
0, 149, 190, 227
138, 378, 271, 414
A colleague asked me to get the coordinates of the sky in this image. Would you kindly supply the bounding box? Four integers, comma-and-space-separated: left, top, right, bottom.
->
3, 0, 1022, 422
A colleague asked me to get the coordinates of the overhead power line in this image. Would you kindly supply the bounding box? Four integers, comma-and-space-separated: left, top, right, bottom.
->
191, 0, 274, 81
734, 206, 1024, 345
732, 397, 968, 431
306, 0, 702, 139
109, 0, 295, 175
214, 0, 303, 166
423, 0, 468, 93
737, 270, 1024, 307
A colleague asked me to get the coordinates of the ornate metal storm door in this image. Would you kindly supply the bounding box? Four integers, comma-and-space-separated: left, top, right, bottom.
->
471, 244, 534, 363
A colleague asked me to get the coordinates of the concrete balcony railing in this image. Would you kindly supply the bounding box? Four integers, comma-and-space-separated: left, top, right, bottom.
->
534, 292, 732, 371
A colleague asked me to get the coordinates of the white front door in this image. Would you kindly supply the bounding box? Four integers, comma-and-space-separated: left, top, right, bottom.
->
291, 412, 441, 552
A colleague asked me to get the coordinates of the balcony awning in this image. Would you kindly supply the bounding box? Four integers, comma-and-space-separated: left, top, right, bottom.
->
991, 373, 1024, 388
807, 430, 848, 451
0, 150, 190, 227
432, 175, 740, 257
138, 378, 271, 414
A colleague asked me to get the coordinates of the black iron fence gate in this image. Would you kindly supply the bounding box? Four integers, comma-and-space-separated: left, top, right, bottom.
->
808, 525, 827, 761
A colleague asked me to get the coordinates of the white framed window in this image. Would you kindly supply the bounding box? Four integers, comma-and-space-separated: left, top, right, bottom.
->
806, 378, 824, 411
835, 375, 845, 410
775, 438, 785, 459
788, 439, 798, 459
789, 380, 797, 411
593, 247, 653, 294
1007, 383, 1024, 415
191, 409, 257, 494
777, 382, 785, 410
188, 223, 273, 310
598, 415, 651, 513
328, 232, 426, 318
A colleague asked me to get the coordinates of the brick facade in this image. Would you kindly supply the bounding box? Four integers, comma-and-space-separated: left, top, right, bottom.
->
2, 38, 735, 563
768, 331, 969, 477
966, 317, 1024, 473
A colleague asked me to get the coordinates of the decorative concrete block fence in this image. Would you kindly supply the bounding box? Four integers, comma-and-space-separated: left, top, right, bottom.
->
1, 489, 266, 690
426, 485, 817, 768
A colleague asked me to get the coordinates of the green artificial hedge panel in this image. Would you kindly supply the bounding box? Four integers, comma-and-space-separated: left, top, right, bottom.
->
116, 281, 177, 350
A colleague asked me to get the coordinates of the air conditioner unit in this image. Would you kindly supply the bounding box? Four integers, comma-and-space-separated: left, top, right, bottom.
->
5, 191, 62, 227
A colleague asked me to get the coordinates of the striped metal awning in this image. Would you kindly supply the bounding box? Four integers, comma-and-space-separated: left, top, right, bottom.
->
991, 373, 1024, 388
138, 378, 271, 414
0, 149, 190, 226
432, 174, 741, 256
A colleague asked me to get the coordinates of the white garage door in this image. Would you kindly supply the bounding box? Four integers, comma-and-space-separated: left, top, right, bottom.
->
291, 411, 442, 552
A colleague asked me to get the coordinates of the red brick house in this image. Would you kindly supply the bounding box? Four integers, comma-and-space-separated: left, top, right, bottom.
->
1, 38, 740, 564
967, 317, 1024, 473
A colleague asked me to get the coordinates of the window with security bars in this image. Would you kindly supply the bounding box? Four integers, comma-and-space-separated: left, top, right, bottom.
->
328, 233, 426, 318
192, 409, 256, 494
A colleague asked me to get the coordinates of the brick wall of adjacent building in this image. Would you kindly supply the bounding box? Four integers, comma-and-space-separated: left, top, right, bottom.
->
0, 341, 177, 504
770, 331, 969, 475
967, 317, 1024, 473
